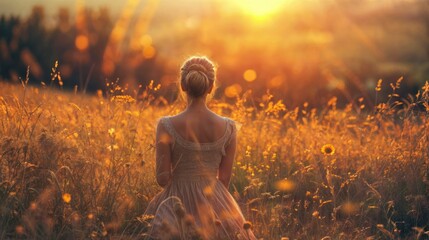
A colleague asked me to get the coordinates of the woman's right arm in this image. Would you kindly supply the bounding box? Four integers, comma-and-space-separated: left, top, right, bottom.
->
155, 120, 172, 188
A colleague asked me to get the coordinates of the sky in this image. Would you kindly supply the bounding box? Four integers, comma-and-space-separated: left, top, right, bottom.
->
0, 0, 416, 19
0, 0, 214, 17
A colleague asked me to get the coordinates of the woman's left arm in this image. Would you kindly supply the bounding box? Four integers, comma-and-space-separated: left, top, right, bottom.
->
155, 120, 172, 188
218, 124, 237, 188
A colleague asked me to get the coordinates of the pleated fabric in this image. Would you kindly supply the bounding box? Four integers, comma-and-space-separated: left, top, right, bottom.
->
143, 117, 256, 240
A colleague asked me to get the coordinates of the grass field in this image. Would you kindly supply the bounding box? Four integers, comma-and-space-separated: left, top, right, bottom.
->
0, 77, 428, 239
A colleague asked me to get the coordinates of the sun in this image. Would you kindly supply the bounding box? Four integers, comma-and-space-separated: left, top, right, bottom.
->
233, 0, 290, 17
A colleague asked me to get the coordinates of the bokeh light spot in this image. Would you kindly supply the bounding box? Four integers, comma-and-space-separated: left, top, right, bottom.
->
243, 69, 257, 82
75, 35, 89, 51
15, 225, 25, 235
268, 75, 284, 88
140, 34, 153, 47
62, 193, 72, 203
102, 60, 115, 75
275, 179, 296, 192
225, 84, 243, 98
143, 46, 156, 59
341, 201, 360, 215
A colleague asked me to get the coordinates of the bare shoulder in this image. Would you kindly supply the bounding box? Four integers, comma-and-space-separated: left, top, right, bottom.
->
156, 117, 173, 143
207, 111, 230, 127
210, 112, 235, 126
209, 111, 227, 120
167, 111, 188, 120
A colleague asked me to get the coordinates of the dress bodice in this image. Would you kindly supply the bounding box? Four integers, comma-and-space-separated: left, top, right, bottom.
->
159, 116, 236, 181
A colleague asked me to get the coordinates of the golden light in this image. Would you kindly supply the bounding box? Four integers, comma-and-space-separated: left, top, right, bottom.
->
140, 34, 153, 47
341, 201, 360, 215
203, 185, 213, 196
111, 27, 126, 42
62, 193, 72, 203
233, 0, 289, 17
75, 35, 89, 51
268, 76, 284, 88
143, 45, 156, 59
274, 179, 296, 192
243, 69, 257, 82
102, 60, 115, 75
224, 84, 243, 98
29, 202, 37, 211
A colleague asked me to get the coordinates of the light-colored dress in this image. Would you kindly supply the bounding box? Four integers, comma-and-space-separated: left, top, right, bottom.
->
144, 117, 256, 240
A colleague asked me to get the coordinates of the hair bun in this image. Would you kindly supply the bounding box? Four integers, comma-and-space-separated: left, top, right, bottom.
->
180, 56, 216, 98
187, 64, 207, 73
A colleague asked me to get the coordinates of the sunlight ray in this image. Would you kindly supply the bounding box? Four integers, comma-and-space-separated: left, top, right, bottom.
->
102, 0, 142, 75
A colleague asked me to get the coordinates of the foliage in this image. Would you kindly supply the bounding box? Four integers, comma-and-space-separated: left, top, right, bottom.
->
0, 75, 428, 239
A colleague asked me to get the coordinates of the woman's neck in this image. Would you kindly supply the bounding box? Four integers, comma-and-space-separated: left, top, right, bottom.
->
186, 96, 208, 112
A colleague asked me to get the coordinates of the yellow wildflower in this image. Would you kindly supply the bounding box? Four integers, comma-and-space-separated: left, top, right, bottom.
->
321, 144, 335, 155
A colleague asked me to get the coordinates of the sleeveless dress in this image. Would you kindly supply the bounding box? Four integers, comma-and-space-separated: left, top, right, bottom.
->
143, 117, 256, 240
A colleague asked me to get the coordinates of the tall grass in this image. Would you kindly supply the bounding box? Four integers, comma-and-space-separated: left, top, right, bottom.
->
0, 75, 428, 239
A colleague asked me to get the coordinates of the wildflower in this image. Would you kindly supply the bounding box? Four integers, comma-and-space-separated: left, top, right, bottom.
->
375, 79, 382, 92
108, 128, 115, 137
270, 153, 277, 162
110, 95, 136, 103
262, 150, 269, 160
243, 221, 252, 230
312, 211, 320, 218
245, 146, 252, 157
107, 145, 119, 151
321, 144, 335, 155
62, 193, 72, 203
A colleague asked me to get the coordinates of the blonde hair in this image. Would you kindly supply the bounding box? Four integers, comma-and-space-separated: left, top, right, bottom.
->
180, 56, 216, 98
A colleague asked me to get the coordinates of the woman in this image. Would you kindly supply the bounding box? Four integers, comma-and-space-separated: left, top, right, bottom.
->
143, 56, 256, 239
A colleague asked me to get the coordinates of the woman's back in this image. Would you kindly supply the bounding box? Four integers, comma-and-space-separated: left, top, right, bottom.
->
169, 111, 228, 144
160, 113, 233, 181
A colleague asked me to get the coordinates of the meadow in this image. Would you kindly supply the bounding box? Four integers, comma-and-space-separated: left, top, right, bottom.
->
0, 73, 428, 239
